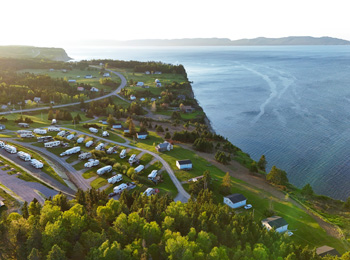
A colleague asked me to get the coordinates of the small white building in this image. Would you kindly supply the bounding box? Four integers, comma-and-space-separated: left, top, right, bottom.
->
136, 132, 148, 139
68, 79, 76, 83
130, 95, 136, 101
176, 160, 192, 170
112, 124, 122, 129
145, 71, 150, 75
103, 73, 110, 77
85, 75, 93, 79
33, 97, 41, 103
261, 216, 289, 233
0, 124, 5, 130
90, 87, 99, 92
140, 98, 145, 102
223, 194, 247, 209
136, 82, 144, 87
155, 79, 160, 83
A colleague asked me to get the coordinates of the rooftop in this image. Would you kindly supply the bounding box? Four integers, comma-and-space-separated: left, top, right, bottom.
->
225, 193, 246, 203
262, 216, 288, 229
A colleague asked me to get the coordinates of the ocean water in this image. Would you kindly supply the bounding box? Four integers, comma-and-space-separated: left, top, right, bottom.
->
66, 45, 350, 200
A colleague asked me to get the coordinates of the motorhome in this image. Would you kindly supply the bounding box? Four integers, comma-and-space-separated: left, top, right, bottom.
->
66, 134, 75, 140
37, 136, 53, 143
57, 130, 66, 137
48, 126, 60, 132
128, 154, 137, 164
78, 152, 92, 160
97, 165, 112, 175
34, 129, 47, 135
108, 174, 123, 184
134, 165, 145, 173
44, 141, 60, 148
17, 130, 32, 135
76, 137, 84, 143
120, 149, 126, 159
143, 188, 156, 196
148, 170, 158, 182
95, 143, 105, 150
31, 159, 43, 169
84, 159, 99, 168
20, 133, 35, 138
113, 183, 128, 194
60, 146, 81, 156
107, 146, 118, 154
89, 127, 98, 133
17, 151, 31, 161
85, 140, 93, 148
4, 145, 17, 154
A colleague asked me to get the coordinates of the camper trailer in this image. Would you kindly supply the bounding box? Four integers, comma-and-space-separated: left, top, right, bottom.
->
128, 154, 137, 164
0, 141, 5, 148
102, 131, 109, 137
85, 140, 93, 148
17, 130, 32, 135
48, 126, 60, 132
120, 149, 126, 159
108, 174, 123, 184
76, 137, 84, 143
78, 152, 92, 160
95, 143, 105, 151
134, 165, 145, 173
4, 145, 17, 154
113, 183, 128, 194
17, 151, 31, 161
84, 159, 99, 168
20, 133, 35, 138
60, 146, 81, 156
31, 159, 43, 169
37, 136, 53, 143
34, 129, 47, 135
143, 188, 157, 196
44, 141, 60, 148
97, 165, 112, 175
107, 146, 118, 154
66, 134, 75, 140
148, 170, 158, 182
57, 130, 66, 137
89, 127, 98, 133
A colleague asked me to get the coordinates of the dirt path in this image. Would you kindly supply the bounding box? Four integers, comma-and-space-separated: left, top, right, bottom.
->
178, 143, 342, 240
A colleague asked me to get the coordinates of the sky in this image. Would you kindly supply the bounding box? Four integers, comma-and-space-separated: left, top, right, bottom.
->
1, 0, 349, 47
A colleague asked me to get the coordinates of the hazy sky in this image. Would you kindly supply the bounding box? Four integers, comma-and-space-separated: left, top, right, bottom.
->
1, 0, 349, 47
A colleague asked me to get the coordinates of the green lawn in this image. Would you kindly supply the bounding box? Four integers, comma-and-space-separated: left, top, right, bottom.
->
90, 177, 108, 189
82, 169, 96, 179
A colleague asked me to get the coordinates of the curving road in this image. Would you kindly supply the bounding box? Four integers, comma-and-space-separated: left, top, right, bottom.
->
0, 69, 127, 116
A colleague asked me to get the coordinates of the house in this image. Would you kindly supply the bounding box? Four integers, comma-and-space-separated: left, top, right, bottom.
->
77, 87, 84, 91
103, 73, 110, 77
155, 79, 160, 83
316, 246, 340, 257
90, 87, 99, 92
123, 128, 130, 133
130, 95, 136, 101
112, 124, 122, 129
68, 79, 76, 83
181, 105, 195, 113
0, 124, 5, 130
145, 71, 150, 75
33, 97, 41, 103
261, 216, 289, 233
137, 132, 148, 139
155, 141, 173, 152
85, 75, 93, 79
156, 82, 162, 87
176, 160, 192, 170
136, 82, 144, 87
223, 194, 247, 209
1, 105, 8, 110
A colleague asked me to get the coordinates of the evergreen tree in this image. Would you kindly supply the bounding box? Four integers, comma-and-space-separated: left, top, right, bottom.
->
266, 166, 289, 185
258, 155, 267, 172
47, 245, 66, 260
48, 110, 54, 120
301, 183, 314, 196
220, 172, 232, 195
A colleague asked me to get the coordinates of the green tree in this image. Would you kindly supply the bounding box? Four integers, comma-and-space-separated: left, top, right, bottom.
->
48, 110, 54, 121
165, 132, 171, 139
344, 197, 350, 210
266, 166, 289, 185
47, 244, 66, 260
250, 161, 258, 173
301, 183, 314, 196
257, 155, 267, 172
107, 114, 116, 127
220, 172, 232, 195
28, 248, 41, 260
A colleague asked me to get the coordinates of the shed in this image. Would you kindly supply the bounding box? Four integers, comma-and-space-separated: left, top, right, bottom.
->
137, 132, 148, 140
223, 194, 247, 209
136, 82, 144, 87
316, 246, 340, 257
261, 216, 289, 233
176, 160, 192, 170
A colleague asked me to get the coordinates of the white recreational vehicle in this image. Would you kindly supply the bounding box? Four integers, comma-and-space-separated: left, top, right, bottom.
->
84, 159, 99, 168
128, 154, 137, 164
0, 141, 5, 148
120, 149, 126, 159
57, 130, 66, 137
148, 170, 158, 182
85, 140, 94, 148
97, 165, 112, 175
113, 183, 128, 194
37, 136, 53, 143
20, 133, 35, 138
60, 146, 81, 156
134, 165, 145, 173
78, 152, 92, 160
76, 137, 84, 143
95, 143, 105, 151
89, 127, 98, 133
102, 131, 109, 137
66, 134, 75, 140
17, 130, 32, 135
143, 188, 157, 196
34, 129, 47, 135
48, 126, 60, 132
31, 159, 43, 169
17, 151, 31, 161
108, 174, 123, 184
44, 141, 60, 148
4, 145, 17, 154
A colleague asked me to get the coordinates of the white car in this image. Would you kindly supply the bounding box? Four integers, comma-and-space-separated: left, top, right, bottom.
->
287, 231, 294, 237
244, 204, 252, 210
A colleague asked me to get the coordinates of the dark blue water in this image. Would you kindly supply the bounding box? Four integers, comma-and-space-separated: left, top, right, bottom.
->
66, 46, 350, 200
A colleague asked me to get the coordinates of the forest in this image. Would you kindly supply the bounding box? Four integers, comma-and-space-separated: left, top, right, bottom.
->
1, 189, 346, 260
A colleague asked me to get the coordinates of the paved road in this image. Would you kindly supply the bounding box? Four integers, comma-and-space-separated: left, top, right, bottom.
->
0, 69, 127, 116
63, 127, 190, 202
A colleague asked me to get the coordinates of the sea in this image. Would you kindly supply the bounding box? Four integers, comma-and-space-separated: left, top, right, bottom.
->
66, 45, 350, 200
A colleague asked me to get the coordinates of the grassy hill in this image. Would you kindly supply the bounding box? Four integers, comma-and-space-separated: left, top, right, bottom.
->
0, 46, 71, 61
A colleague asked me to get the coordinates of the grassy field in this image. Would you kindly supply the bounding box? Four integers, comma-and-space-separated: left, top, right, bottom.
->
17, 68, 122, 92
90, 177, 108, 189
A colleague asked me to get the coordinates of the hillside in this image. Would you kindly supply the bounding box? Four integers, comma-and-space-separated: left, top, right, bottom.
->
88, 36, 350, 46
0, 46, 71, 61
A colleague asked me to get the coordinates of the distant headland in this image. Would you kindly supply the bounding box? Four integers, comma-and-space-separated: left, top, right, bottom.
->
0, 46, 71, 61
85, 36, 350, 46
